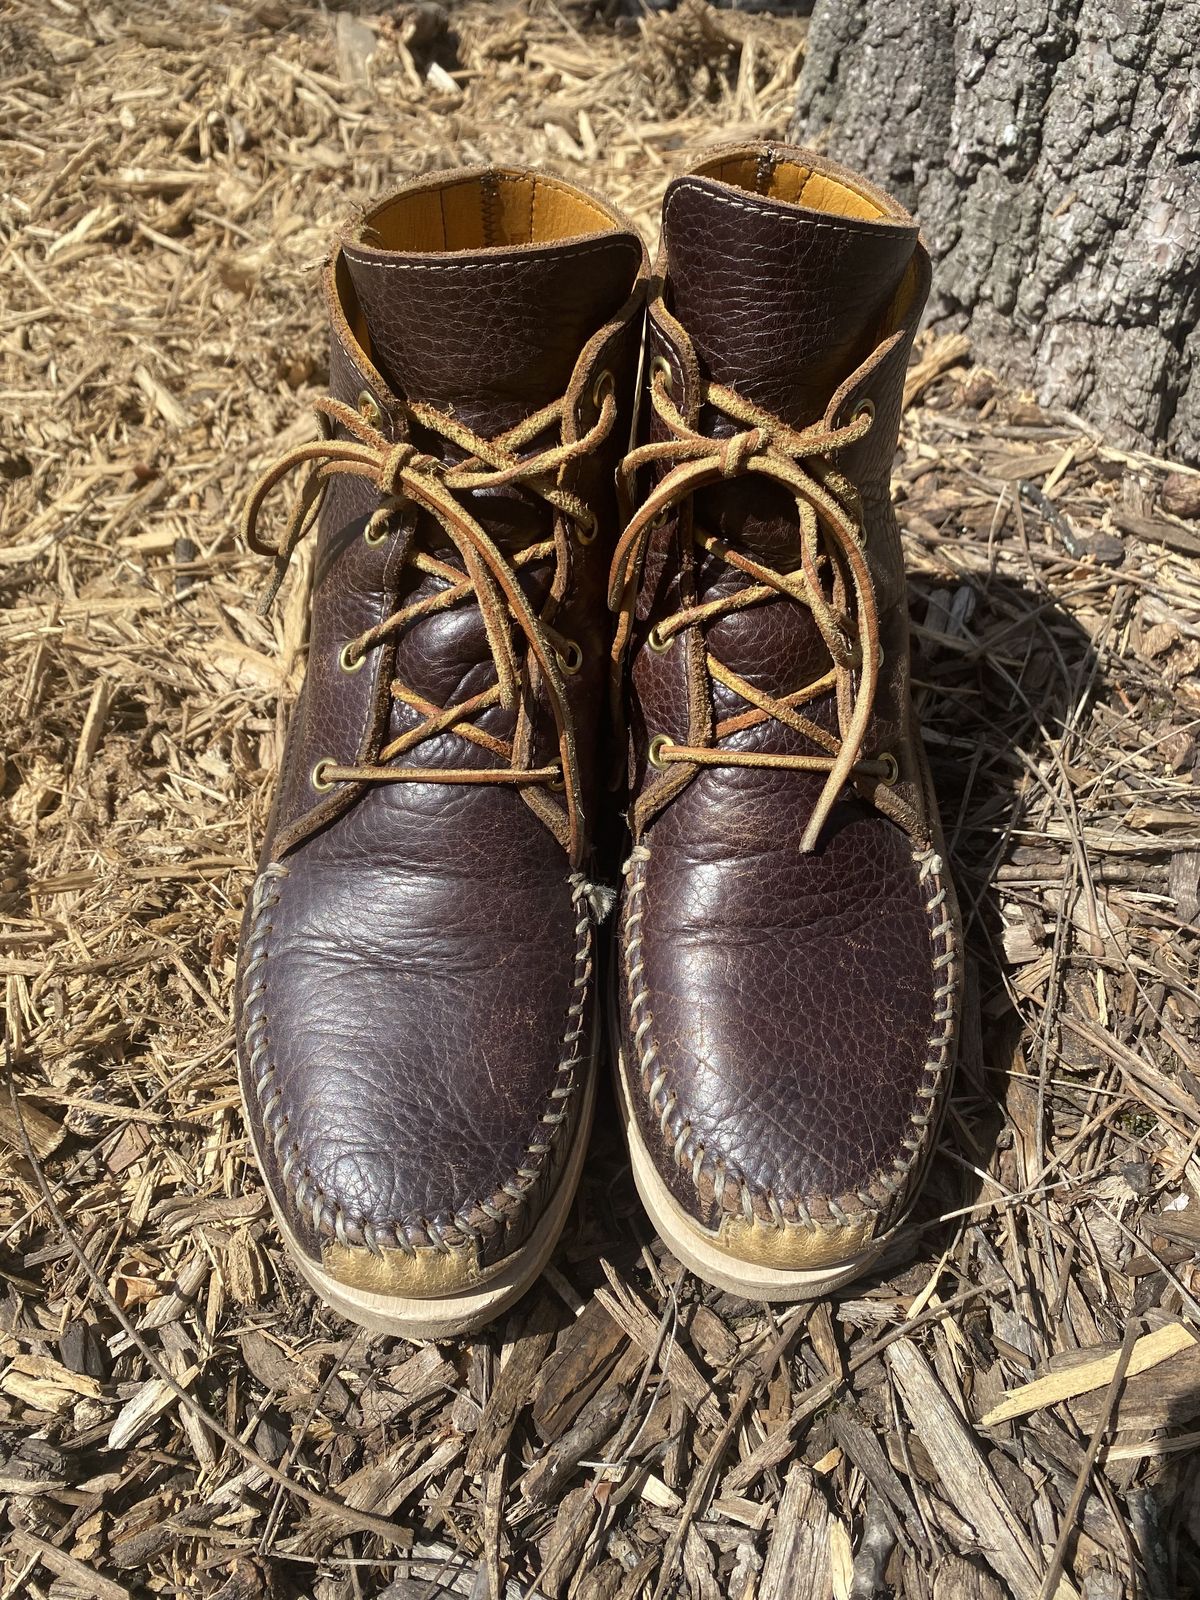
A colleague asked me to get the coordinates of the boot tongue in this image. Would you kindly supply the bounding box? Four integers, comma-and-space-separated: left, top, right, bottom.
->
341, 232, 641, 433
662, 175, 918, 428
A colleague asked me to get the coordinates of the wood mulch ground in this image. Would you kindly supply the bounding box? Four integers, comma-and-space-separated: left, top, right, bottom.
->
2, 3, 1199, 1597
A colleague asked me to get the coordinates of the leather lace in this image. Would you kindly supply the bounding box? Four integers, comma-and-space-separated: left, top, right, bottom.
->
610, 366, 888, 853
242, 385, 617, 862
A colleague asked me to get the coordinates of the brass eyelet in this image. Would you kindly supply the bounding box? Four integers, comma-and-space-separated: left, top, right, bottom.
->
548, 774, 565, 792
650, 355, 674, 395
852, 397, 876, 427
879, 751, 899, 786
363, 519, 388, 547
556, 639, 583, 675
647, 622, 672, 654
647, 733, 674, 770
339, 640, 364, 674
575, 513, 597, 547
590, 368, 615, 410
311, 758, 335, 792
357, 389, 383, 428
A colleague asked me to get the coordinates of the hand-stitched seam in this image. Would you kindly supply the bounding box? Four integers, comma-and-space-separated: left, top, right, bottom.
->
340, 237, 642, 274
242, 865, 595, 1257
664, 180, 909, 243
623, 839, 960, 1236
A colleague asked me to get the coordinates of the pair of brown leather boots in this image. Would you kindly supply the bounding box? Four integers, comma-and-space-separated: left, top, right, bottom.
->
236, 144, 962, 1339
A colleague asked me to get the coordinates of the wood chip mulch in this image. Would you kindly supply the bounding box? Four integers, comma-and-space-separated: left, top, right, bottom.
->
2, 3, 1199, 1597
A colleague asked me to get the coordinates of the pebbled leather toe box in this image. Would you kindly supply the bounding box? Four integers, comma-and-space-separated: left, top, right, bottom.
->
237, 785, 595, 1289
619, 773, 958, 1268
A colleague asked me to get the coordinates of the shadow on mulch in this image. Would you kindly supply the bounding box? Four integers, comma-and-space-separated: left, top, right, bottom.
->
896, 568, 1105, 1285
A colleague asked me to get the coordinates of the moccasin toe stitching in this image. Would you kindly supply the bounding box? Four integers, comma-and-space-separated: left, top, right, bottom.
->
239, 858, 596, 1277
621, 831, 961, 1251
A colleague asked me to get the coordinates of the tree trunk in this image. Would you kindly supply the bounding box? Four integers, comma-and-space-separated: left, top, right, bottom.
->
791, 0, 1200, 462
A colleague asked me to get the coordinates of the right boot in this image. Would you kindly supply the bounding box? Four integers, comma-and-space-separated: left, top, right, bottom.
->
235, 168, 647, 1337
609, 145, 962, 1302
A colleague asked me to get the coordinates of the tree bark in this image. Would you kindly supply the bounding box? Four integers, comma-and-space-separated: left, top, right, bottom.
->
791, 0, 1200, 461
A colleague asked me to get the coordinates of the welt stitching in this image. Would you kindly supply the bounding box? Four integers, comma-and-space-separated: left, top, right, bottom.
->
243, 866, 594, 1256
623, 838, 959, 1234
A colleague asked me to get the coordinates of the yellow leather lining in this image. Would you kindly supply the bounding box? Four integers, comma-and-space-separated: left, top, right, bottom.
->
324, 1237, 483, 1295
891, 255, 924, 324
696, 154, 884, 222
332, 254, 372, 359
362, 173, 618, 253
717, 1210, 877, 1270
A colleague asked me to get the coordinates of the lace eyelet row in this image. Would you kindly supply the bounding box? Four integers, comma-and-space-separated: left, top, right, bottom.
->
313, 623, 585, 794
569, 367, 615, 548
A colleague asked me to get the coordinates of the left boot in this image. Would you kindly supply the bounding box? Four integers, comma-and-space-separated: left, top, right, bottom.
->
611, 144, 962, 1299
235, 167, 647, 1336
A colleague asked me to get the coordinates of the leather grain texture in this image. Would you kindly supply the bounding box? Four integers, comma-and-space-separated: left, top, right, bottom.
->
236, 167, 647, 1285
616, 143, 962, 1262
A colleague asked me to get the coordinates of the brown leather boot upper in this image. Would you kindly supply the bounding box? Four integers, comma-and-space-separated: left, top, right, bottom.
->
236, 169, 646, 1301
613, 145, 962, 1277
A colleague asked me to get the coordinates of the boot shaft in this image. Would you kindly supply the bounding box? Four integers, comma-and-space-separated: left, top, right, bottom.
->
622, 142, 933, 848
648, 144, 929, 593
659, 146, 925, 432
255, 168, 648, 864
611, 145, 962, 1296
